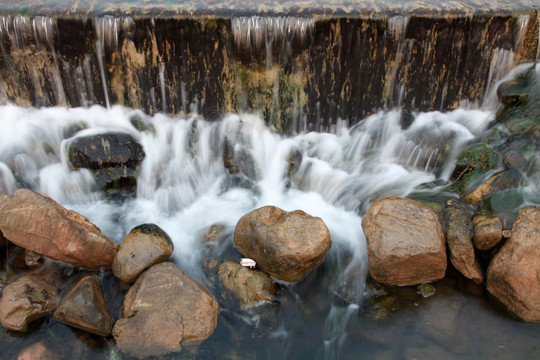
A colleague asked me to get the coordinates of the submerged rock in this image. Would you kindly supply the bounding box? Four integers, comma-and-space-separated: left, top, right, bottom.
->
218, 260, 275, 308
464, 168, 526, 206
487, 207, 540, 322
444, 201, 483, 285
0, 189, 118, 270
362, 197, 447, 285
113, 262, 220, 358
0, 275, 57, 332
112, 224, 174, 283
53, 273, 113, 337
16, 342, 57, 360
234, 206, 331, 282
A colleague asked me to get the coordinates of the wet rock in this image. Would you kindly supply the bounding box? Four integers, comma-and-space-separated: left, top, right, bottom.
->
0, 189, 118, 270
68, 132, 145, 193
113, 308, 183, 359
472, 214, 503, 251
68, 132, 145, 170
362, 197, 447, 285
464, 168, 526, 206
399, 107, 414, 129
218, 260, 275, 308
517, 8, 539, 63
17, 342, 57, 360
451, 143, 498, 195
53, 273, 113, 337
416, 283, 436, 298
0, 275, 57, 332
201, 224, 229, 247
502, 150, 529, 174
487, 206, 540, 321
444, 202, 483, 285
25, 250, 42, 268
113, 262, 220, 358
234, 206, 331, 282
112, 224, 174, 283
497, 80, 531, 107
223, 137, 260, 180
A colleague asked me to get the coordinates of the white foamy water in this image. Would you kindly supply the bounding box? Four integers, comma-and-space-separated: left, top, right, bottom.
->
0, 104, 493, 287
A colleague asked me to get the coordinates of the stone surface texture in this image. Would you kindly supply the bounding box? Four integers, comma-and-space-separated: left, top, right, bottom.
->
0, 189, 118, 270
112, 224, 174, 283
472, 214, 503, 251
487, 206, 540, 322
234, 206, 331, 282
362, 197, 447, 285
218, 260, 274, 308
53, 273, 113, 336
0, 275, 57, 332
113, 262, 220, 358
444, 203, 484, 285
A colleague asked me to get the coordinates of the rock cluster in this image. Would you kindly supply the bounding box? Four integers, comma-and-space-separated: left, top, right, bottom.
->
0, 189, 221, 359
361, 63, 540, 322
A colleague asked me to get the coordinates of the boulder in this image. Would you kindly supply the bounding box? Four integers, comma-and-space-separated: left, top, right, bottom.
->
113, 262, 220, 358
487, 207, 540, 321
16, 342, 57, 360
444, 202, 483, 285
0, 189, 118, 270
472, 214, 503, 251
0, 275, 57, 332
464, 168, 526, 206
233, 206, 331, 282
68, 132, 145, 193
218, 260, 275, 308
112, 224, 174, 283
68, 132, 144, 170
53, 273, 113, 337
362, 197, 447, 285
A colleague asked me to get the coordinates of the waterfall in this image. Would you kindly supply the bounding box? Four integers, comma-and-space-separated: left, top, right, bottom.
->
0, 13, 530, 132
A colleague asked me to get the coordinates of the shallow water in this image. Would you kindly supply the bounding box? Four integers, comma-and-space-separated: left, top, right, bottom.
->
0, 103, 539, 359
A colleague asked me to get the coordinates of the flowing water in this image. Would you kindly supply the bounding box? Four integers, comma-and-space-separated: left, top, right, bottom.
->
0, 8, 540, 360
0, 96, 540, 358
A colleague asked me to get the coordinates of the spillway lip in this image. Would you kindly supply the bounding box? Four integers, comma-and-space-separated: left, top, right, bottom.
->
0, 0, 536, 18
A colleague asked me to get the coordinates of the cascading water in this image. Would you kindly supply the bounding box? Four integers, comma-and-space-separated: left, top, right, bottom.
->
0, 101, 495, 358
1, 4, 540, 359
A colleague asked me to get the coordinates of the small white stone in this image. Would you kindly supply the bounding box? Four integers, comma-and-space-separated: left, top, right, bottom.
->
240, 258, 256, 269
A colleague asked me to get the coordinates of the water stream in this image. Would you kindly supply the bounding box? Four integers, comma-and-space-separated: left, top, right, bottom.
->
0, 8, 540, 360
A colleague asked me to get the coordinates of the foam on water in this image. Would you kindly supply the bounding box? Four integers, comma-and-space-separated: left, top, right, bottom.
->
0, 103, 493, 288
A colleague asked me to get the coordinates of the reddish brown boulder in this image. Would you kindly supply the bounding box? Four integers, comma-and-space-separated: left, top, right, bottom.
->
234, 206, 331, 282
473, 214, 503, 251
487, 207, 540, 321
0, 275, 57, 331
53, 273, 113, 336
218, 260, 275, 308
113, 262, 220, 358
112, 224, 174, 283
444, 203, 484, 285
0, 189, 118, 270
362, 197, 447, 285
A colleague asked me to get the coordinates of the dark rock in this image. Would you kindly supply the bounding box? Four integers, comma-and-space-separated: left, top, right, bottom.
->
25, 250, 42, 268
487, 206, 540, 321
113, 262, 220, 358
53, 273, 113, 337
68, 132, 145, 170
234, 206, 331, 282
362, 197, 447, 285
399, 107, 415, 129
218, 260, 275, 308
112, 224, 174, 283
223, 137, 260, 180
0, 189, 118, 270
0, 274, 57, 332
